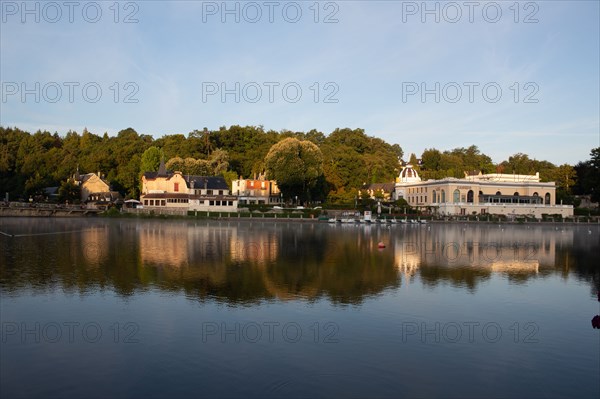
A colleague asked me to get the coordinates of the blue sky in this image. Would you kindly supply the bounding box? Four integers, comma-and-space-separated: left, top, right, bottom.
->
1, 0, 599, 164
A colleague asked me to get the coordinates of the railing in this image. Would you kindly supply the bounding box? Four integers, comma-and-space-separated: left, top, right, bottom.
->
2, 201, 89, 210
430, 202, 573, 208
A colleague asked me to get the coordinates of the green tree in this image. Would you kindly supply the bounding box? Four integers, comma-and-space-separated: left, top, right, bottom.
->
58, 180, 81, 203
264, 138, 324, 201
573, 148, 600, 203
140, 146, 163, 174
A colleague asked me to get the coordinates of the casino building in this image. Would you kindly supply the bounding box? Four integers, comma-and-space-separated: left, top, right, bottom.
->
394, 164, 573, 218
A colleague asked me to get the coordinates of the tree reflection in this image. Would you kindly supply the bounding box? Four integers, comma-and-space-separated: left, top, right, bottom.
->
1, 220, 598, 304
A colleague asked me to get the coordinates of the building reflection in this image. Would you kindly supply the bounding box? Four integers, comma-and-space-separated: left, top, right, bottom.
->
121, 222, 585, 298
139, 223, 190, 267
134, 221, 400, 304
2, 220, 596, 305
77, 225, 110, 268
229, 227, 279, 265
392, 225, 575, 289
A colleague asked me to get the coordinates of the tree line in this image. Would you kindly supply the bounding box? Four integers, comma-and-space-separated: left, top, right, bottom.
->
0, 126, 598, 205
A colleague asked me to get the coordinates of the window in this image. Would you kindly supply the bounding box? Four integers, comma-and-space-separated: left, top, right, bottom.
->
228, 201, 233, 206
219, 190, 223, 195
174, 183, 179, 192
209, 200, 214, 206
207, 190, 213, 195
432, 190, 437, 203
467, 190, 474, 203
453, 189, 460, 203
545, 193, 551, 205
161, 200, 166, 206
441, 190, 446, 203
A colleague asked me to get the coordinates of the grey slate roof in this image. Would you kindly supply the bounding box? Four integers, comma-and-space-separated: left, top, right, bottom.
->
186, 176, 229, 190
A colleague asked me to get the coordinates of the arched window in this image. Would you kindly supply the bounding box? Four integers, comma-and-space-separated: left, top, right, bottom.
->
432, 190, 437, 203
467, 190, 474, 203
545, 193, 551, 205
514, 192, 519, 196
453, 189, 460, 203
496, 191, 501, 196
441, 190, 446, 203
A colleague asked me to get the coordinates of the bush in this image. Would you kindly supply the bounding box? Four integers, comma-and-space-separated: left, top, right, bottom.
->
104, 207, 120, 217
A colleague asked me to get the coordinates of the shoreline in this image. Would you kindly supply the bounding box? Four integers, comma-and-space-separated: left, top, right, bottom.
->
1, 212, 599, 226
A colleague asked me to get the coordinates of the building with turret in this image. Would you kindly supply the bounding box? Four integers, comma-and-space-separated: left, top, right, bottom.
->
140, 160, 238, 213
394, 164, 573, 218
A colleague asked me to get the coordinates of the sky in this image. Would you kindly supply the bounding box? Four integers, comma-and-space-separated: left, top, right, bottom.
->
1, 0, 599, 165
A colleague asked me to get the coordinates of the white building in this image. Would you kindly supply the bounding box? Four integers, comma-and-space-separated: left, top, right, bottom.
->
231, 174, 282, 205
394, 164, 573, 218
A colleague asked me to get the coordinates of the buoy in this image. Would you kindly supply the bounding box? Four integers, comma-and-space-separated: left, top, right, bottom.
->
378, 242, 386, 249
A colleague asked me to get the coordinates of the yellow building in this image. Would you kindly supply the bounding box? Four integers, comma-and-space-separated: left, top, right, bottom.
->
140, 160, 238, 212
394, 164, 573, 218
360, 182, 396, 201
74, 171, 121, 205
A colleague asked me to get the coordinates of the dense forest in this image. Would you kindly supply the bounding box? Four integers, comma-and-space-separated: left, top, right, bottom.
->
0, 125, 598, 206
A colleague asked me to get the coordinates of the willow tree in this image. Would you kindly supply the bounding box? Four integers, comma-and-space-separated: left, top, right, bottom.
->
264, 137, 323, 202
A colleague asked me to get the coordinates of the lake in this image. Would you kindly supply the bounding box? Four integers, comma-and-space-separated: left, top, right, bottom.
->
1, 218, 599, 398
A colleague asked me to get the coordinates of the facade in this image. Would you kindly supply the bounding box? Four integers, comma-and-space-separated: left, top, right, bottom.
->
140, 160, 238, 212
394, 164, 573, 218
74, 171, 122, 205
232, 174, 281, 205
360, 182, 396, 201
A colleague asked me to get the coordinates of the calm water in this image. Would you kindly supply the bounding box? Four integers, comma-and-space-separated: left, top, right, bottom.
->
1, 218, 599, 398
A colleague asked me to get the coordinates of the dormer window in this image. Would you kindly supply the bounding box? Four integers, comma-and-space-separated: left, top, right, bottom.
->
174, 183, 179, 192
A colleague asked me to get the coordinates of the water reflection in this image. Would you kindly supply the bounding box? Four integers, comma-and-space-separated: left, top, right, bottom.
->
1, 219, 598, 303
